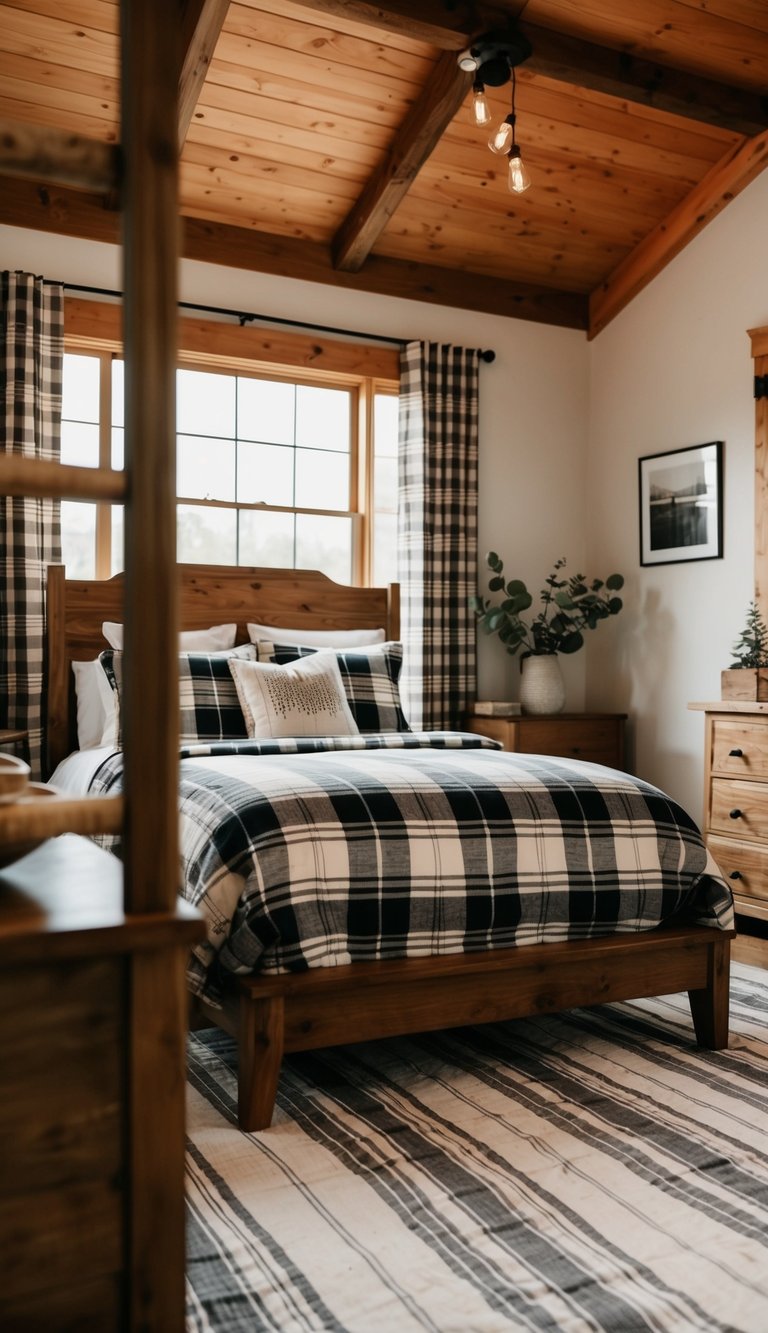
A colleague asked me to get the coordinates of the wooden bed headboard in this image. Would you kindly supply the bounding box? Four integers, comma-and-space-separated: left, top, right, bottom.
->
46, 563, 400, 774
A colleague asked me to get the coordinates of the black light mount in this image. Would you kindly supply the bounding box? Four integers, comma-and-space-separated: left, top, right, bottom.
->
457, 28, 533, 86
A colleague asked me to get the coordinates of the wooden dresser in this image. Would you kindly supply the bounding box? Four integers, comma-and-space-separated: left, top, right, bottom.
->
690, 701, 768, 921
463, 712, 627, 770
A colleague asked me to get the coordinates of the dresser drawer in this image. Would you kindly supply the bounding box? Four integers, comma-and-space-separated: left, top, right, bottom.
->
711, 717, 768, 779
707, 834, 768, 902
710, 778, 768, 840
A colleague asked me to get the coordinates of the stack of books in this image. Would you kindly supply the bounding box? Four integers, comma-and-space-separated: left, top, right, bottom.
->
473, 701, 522, 717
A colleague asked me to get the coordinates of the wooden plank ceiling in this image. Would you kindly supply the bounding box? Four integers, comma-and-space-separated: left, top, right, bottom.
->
0, 0, 767, 334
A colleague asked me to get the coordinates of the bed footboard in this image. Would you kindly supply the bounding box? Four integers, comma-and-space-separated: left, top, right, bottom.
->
195, 925, 733, 1132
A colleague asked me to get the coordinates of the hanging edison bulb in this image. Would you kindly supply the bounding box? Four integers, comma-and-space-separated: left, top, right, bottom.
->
507, 145, 531, 194
471, 80, 491, 127
488, 116, 514, 154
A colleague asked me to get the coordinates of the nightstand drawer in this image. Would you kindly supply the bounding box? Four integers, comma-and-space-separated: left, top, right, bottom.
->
711, 717, 768, 779
707, 835, 768, 902
463, 712, 626, 769
516, 718, 621, 765
710, 778, 768, 840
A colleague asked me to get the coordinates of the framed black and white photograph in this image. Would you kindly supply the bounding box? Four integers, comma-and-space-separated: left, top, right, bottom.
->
638, 441, 723, 566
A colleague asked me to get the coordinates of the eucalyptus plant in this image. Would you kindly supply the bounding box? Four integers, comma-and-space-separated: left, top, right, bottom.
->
729, 602, 768, 669
470, 554, 624, 657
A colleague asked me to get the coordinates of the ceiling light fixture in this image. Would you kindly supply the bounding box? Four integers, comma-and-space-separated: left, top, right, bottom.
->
471, 77, 492, 127
459, 29, 533, 192
499, 69, 531, 193
458, 49, 480, 73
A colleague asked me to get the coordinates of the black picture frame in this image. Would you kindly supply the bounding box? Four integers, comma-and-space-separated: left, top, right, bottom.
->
638, 441, 723, 566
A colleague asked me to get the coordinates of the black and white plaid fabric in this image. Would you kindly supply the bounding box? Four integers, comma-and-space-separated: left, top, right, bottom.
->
100, 645, 256, 743
0, 272, 63, 778
256, 641, 410, 732
89, 742, 734, 1003
399, 342, 480, 730
181, 731, 498, 757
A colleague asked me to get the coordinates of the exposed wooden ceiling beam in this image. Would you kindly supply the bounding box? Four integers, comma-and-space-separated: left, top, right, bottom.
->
589, 129, 768, 339
0, 120, 118, 193
297, 2, 767, 136
332, 51, 471, 273
0, 176, 588, 331
281, 1, 527, 49
178, 0, 230, 144
314, 0, 766, 284
521, 23, 768, 138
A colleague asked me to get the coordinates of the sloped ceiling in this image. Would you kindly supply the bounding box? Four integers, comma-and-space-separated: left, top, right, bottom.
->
0, 0, 767, 334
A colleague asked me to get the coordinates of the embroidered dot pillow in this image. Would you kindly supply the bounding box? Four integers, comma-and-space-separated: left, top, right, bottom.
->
99, 645, 257, 744
228, 652, 359, 739
255, 641, 410, 734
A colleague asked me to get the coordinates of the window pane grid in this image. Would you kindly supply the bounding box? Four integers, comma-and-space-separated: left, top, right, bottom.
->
62, 347, 396, 586
176, 496, 355, 519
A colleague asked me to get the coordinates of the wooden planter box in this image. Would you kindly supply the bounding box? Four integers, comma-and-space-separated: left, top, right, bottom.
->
721, 668, 768, 701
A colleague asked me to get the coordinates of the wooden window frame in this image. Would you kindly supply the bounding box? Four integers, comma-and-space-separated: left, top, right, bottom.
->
63, 297, 400, 584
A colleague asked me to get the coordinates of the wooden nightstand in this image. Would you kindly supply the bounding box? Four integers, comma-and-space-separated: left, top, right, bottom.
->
464, 711, 627, 770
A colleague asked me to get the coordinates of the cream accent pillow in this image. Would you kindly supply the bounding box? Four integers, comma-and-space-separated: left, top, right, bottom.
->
247, 622, 385, 648
102, 621, 237, 651
228, 652, 360, 739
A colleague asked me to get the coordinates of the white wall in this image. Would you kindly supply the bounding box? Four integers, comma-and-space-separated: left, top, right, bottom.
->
586, 170, 768, 820
5, 167, 768, 818
0, 224, 590, 706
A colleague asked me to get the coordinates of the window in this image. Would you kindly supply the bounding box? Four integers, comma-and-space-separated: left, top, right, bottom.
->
60, 336, 399, 587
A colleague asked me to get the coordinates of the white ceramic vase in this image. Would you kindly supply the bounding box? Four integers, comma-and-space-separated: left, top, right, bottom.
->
519, 653, 565, 715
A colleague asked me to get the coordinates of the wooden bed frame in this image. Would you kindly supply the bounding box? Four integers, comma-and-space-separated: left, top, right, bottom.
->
47, 562, 734, 1132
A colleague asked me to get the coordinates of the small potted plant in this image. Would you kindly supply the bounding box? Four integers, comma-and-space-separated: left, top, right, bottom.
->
722, 602, 768, 701
470, 554, 624, 713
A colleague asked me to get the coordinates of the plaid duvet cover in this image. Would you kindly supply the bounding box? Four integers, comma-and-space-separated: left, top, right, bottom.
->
88, 733, 734, 1003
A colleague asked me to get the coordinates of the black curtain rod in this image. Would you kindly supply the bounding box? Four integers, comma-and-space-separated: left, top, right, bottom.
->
62, 282, 496, 362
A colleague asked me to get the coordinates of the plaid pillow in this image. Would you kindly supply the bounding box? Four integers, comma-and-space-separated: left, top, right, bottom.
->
256, 641, 410, 733
99, 645, 256, 744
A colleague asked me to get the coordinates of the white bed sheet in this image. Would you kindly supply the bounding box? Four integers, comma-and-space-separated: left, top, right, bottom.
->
50, 747, 117, 795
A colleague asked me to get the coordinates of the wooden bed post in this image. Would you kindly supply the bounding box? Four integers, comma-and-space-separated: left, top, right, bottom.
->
238, 994, 286, 1133
121, 2, 187, 1328
687, 933, 731, 1048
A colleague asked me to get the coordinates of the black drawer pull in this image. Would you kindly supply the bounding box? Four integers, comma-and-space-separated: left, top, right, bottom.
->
729, 870, 743, 881
729, 748, 744, 758
571, 746, 581, 754
729, 808, 742, 819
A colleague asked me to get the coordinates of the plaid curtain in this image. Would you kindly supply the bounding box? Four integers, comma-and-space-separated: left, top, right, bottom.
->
0, 272, 64, 777
398, 341, 480, 730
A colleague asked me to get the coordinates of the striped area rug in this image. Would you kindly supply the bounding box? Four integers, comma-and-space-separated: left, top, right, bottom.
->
186, 963, 768, 1332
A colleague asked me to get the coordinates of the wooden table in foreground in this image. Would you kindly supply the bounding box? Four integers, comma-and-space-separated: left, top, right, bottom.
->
0, 835, 202, 1328
0, 728, 28, 752
463, 711, 627, 770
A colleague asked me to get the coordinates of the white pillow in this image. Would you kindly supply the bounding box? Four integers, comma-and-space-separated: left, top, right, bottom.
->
246, 622, 385, 649
72, 659, 119, 749
228, 652, 360, 739
102, 621, 237, 651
